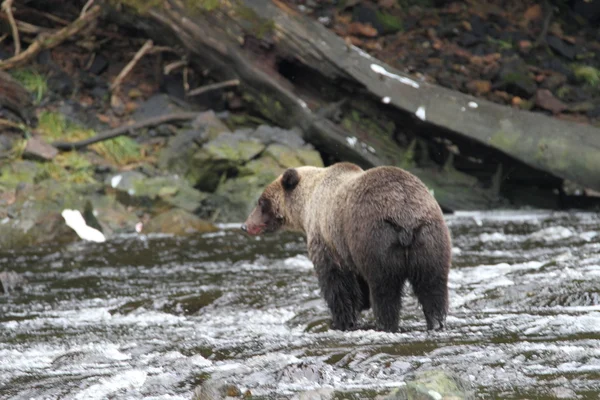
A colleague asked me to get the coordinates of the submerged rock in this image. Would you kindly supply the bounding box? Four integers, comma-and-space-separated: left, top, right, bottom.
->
191, 379, 241, 400
379, 370, 473, 400
143, 208, 217, 235
0, 271, 26, 294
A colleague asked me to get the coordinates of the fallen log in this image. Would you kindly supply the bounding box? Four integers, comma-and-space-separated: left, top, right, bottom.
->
109, 0, 599, 209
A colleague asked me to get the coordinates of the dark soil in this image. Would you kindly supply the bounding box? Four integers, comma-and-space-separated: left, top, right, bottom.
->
286, 0, 600, 127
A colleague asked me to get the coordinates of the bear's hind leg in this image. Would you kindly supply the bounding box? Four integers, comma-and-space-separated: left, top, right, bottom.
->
318, 266, 364, 331
369, 274, 406, 333
309, 236, 362, 331
408, 222, 450, 331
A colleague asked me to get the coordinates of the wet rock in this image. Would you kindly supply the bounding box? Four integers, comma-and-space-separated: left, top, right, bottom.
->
547, 36, 576, 60
0, 180, 106, 249
143, 208, 217, 235
88, 194, 139, 235
22, 137, 58, 161
379, 370, 473, 400
0, 271, 26, 294
535, 89, 567, 114
191, 379, 241, 400
568, 101, 595, 113
496, 59, 537, 98
548, 387, 578, 399
251, 125, 306, 148
106, 171, 208, 215
541, 59, 574, 81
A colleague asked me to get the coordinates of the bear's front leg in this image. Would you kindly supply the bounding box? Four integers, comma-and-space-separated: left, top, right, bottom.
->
308, 236, 363, 331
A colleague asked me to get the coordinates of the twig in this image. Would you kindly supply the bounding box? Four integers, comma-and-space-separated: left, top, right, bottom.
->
0, 5, 101, 70
110, 39, 153, 92
80, 0, 95, 16
52, 112, 200, 151
2, 0, 21, 55
0, 117, 24, 130
164, 60, 187, 75
187, 79, 240, 97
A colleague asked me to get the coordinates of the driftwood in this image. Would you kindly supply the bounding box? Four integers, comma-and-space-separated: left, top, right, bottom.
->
111, 0, 600, 209
52, 112, 199, 150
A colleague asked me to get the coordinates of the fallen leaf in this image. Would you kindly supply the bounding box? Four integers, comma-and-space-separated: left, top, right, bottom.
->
466, 80, 492, 95
348, 22, 378, 37
523, 4, 542, 23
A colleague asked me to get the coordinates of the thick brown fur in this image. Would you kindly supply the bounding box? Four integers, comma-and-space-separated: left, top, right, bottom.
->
242, 162, 451, 332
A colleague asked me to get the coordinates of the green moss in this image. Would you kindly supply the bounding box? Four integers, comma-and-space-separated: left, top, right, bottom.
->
376, 11, 403, 33
233, 3, 275, 38
487, 36, 513, 51
11, 68, 47, 104
92, 136, 142, 166
572, 65, 600, 87
38, 152, 96, 184
37, 111, 143, 167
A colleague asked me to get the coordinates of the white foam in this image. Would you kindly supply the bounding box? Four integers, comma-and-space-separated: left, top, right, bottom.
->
468, 101, 478, 108
74, 370, 147, 400
382, 96, 391, 104
283, 255, 313, 270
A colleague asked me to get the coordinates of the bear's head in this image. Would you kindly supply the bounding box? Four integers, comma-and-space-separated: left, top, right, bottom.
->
241, 168, 304, 236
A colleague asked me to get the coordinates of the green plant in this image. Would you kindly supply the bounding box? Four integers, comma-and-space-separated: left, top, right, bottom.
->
572, 65, 600, 87
11, 69, 48, 104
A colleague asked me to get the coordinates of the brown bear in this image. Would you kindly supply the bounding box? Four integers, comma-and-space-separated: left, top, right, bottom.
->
241, 162, 451, 333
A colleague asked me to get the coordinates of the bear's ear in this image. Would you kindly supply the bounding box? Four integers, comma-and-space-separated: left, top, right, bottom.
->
281, 168, 300, 191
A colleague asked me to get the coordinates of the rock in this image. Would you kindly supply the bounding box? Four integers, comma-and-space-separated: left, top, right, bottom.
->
251, 125, 306, 148
22, 137, 59, 161
87, 54, 109, 75
106, 171, 208, 214
143, 208, 217, 235
535, 89, 568, 114
187, 132, 265, 191
588, 105, 600, 118
0, 160, 41, 190
465, 80, 491, 95
547, 36, 576, 60
496, 59, 537, 98
191, 379, 241, 400
379, 370, 473, 400
541, 73, 567, 90
0, 271, 26, 294
191, 110, 231, 140
132, 94, 188, 122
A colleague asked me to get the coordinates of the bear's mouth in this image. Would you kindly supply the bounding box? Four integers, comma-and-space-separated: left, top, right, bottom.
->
246, 224, 266, 236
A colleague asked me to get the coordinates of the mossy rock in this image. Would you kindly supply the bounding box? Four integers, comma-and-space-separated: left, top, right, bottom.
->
106, 171, 207, 214
0, 180, 99, 249
158, 111, 232, 185
187, 133, 265, 191
0, 160, 42, 190
143, 208, 217, 235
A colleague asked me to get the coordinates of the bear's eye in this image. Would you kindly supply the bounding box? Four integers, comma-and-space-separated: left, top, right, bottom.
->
258, 197, 270, 212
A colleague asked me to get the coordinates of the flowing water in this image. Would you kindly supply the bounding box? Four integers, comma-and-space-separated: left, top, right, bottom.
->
1, 210, 600, 399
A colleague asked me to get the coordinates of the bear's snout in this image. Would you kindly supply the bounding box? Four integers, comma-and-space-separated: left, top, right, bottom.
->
241, 224, 248, 232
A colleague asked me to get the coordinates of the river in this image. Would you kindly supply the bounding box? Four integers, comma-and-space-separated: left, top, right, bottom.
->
1, 210, 600, 399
